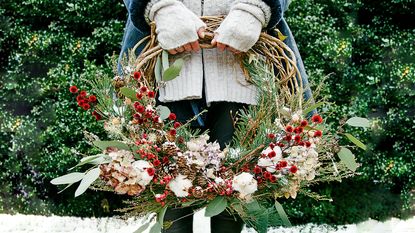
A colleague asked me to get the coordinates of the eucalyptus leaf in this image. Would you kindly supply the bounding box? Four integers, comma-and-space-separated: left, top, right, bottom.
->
75, 168, 100, 197
155, 55, 162, 83
119, 87, 138, 101
205, 196, 228, 217
274, 200, 292, 227
158, 206, 168, 226
344, 133, 367, 150
133, 221, 151, 233
50, 172, 85, 185
69, 155, 103, 170
93, 140, 130, 151
346, 117, 370, 128
57, 183, 74, 194
162, 50, 169, 71
149, 222, 162, 233
338, 147, 359, 172
163, 58, 184, 81
156, 105, 171, 120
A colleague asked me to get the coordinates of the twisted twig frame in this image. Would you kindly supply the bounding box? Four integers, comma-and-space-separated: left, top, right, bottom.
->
132, 16, 302, 99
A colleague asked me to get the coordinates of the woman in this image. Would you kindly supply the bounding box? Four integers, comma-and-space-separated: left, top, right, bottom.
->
118, 0, 312, 232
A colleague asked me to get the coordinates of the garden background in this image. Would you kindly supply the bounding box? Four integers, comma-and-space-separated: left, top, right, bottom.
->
0, 0, 414, 227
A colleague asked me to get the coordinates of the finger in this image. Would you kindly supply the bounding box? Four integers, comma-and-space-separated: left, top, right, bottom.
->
168, 49, 177, 55
217, 42, 227, 52
176, 46, 185, 53
197, 27, 206, 39
228, 46, 241, 54
211, 33, 218, 46
183, 43, 192, 52
190, 41, 200, 52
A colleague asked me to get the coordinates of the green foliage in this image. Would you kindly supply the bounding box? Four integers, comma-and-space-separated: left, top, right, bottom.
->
0, 0, 413, 224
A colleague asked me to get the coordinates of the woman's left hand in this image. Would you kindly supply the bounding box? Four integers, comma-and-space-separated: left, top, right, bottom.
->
211, 33, 241, 54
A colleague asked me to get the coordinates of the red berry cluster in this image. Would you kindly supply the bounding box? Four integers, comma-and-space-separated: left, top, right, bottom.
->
69, 85, 101, 120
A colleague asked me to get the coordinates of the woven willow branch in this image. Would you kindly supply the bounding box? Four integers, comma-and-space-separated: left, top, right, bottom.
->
133, 16, 302, 95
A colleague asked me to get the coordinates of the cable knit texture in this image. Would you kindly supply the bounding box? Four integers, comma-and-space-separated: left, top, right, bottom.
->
214, 0, 271, 52
144, 0, 206, 50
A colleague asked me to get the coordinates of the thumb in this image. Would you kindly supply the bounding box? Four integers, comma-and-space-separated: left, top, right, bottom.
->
197, 27, 206, 39
211, 33, 218, 46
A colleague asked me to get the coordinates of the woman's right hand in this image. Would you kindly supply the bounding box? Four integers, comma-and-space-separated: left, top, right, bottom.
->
168, 27, 205, 54
145, 0, 207, 54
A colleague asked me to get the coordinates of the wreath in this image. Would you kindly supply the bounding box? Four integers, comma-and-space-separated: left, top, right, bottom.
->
53, 16, 366, 233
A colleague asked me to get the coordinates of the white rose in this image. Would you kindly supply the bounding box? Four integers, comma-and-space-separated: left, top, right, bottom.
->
232, 172, 257, 199
168, 174, 193, 197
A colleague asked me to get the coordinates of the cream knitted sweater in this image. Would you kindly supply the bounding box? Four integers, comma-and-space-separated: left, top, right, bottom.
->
144, 0, 272, 106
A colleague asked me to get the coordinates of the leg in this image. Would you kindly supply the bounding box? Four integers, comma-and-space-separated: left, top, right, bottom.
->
162, 206, 194, 233
206, 102, 247, 233
206, 101, 248, 150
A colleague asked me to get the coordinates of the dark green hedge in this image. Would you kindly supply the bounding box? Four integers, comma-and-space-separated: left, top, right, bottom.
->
1, 0, 414, 223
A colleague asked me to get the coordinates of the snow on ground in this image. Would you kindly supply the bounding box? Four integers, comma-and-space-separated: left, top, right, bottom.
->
1, 208, 414, 233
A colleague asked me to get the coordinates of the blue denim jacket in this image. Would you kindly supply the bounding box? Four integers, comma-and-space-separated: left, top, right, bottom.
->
118, 0, 313, 106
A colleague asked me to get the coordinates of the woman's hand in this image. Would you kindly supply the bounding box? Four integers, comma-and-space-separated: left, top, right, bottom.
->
211, 33, 241, 54
168, 27, 206, 54
211, 0, 272, 53
145, 0, 207, 54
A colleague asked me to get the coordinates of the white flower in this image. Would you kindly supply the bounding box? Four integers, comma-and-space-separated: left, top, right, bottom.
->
168, 174, 193, 197
132, 160, 154, 186
291, 113, 300, 122
145, 105, 154, 112
215, 177, 225, 185
232, 172, 257, 199
206, 168, 216, 179
257, 157, 276, 173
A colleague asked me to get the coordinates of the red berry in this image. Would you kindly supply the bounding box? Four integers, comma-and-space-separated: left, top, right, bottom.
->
148, 91, 155, 98
294, 135, 301, 143
69, 85, 78, 93
136, 93, 143, 99
279, 160, 288, 167
290, 165, 298, 173
133, 71, 141, 80
253, 166, 262, 174
173, 122, 181, 128
285, 135, 292, 141
300, 120, 308, 127
147, 167, 155, 176
168, 113, 177, 121
270, 175, 277, 182
82, 103, 90, 110
263, 171, 272, 179
140, 86, 147, 93
268, 133, 275, 139
79, 90, 87, 97
268, 150, 276, 158
88, 95, 97, 102
169, 129, 177, 136
311, 114, 323, 124
285, 125, 293, 133
314, 130, 322, 137
136, 105, 145, 113
153, 160, 161, 166
162, 156, 169, 164
305, 141, 312, 147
